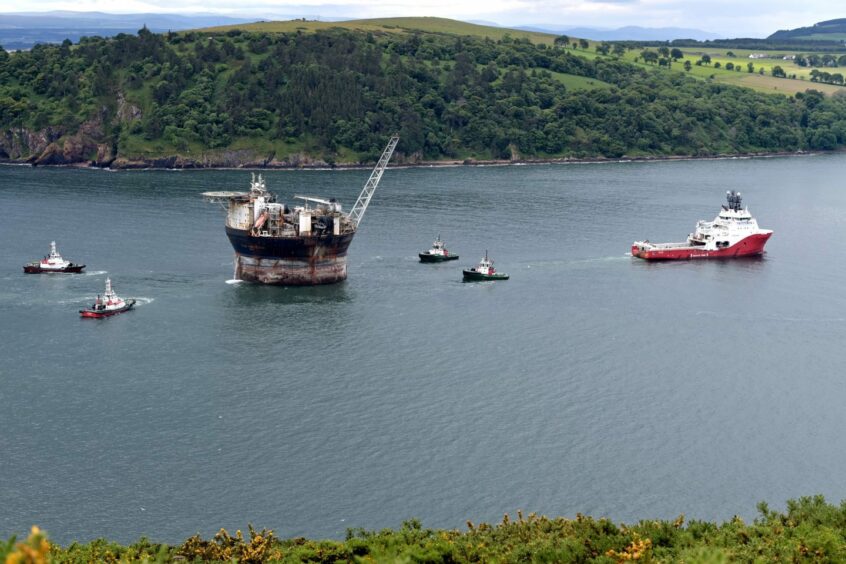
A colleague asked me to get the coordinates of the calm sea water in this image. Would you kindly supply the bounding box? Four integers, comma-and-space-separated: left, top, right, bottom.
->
2, 156, 846, 544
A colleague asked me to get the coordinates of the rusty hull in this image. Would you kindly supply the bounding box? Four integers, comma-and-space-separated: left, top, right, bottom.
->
225, 226, 355, 286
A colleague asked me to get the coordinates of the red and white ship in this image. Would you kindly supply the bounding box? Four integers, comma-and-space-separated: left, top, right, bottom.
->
631, 191, 773, 260
79, 278, 136, 318
23, 241, 85, 273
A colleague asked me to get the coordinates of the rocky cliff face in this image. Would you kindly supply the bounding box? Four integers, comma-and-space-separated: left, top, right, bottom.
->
0, 119, 116, 167
0, 126, 63, 162
0, 93, 418, 169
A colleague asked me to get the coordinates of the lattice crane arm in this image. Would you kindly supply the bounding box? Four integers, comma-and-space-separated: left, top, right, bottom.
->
347, 135, 400, 227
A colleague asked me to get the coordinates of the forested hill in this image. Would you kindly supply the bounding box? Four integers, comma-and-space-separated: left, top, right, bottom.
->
2, 24, 846, 168
769, 18, 846, 41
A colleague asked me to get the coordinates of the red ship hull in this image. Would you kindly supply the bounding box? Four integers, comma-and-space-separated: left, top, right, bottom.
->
631, 233, 772, 260
79, 301, 135, 318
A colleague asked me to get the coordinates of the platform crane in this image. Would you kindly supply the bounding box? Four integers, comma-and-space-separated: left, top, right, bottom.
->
347, 135, 400, 228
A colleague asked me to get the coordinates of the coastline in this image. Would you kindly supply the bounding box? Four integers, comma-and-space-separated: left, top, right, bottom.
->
0, 149, 823, 172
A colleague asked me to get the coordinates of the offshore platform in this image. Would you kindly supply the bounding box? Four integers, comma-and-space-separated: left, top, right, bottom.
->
203, 136, 399, 285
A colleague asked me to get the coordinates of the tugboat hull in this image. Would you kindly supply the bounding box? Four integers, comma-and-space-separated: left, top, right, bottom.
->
226, 227, 355, 286
80, 300, 136, 318
24, 264, 85, 274
419, 253, 459, 263
462, 270, 509, 281
631, 232, 771, 260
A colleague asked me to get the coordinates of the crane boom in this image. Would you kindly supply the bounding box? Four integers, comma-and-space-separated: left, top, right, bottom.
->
347, 135, 400, 227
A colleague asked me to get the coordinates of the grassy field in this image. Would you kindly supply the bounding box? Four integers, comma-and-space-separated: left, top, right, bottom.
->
616, 47, 846, 95
667, 47, 844, 80
550, 71, 611, 90
199, 16, 565, 46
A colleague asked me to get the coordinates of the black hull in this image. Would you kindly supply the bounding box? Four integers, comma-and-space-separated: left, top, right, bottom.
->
24, 264, 85, 273
419, 253, 459, 263
462, 270, 509, 281
225, 226, 356, 285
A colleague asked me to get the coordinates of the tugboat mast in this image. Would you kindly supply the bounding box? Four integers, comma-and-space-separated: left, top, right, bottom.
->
348, 135, 400, 227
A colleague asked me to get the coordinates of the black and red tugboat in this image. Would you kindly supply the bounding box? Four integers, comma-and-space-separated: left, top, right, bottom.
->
80, 278, 136, 318
23, 241, 85, 273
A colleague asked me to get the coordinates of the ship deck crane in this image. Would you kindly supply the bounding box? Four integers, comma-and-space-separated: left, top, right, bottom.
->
347, 135, 400, 228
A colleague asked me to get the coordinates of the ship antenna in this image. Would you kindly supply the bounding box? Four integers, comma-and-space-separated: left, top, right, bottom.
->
347, 135, 400, 228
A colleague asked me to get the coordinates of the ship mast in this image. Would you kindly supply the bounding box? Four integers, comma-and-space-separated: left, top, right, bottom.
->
347, 135, 400, 228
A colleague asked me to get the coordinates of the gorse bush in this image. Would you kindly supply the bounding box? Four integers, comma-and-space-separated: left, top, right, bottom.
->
5, 496, 846, 562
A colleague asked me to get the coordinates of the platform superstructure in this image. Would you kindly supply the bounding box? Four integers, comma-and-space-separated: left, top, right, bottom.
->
204, 136, 399, 285
631, 191, 773, 260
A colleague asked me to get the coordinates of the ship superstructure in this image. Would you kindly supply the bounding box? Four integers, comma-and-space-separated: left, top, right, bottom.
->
631, 190, 773, 260
204, 136, 399, 285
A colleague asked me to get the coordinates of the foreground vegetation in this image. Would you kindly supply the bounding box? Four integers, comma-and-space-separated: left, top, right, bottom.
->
4, 21, 846, 167
5, 496, 846, 562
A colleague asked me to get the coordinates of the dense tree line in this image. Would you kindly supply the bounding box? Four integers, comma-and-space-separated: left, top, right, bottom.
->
2, 27, 846, 163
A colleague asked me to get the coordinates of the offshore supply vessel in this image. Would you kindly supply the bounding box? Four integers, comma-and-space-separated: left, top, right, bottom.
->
203, 136, 399, 285
631, 190, 773, 260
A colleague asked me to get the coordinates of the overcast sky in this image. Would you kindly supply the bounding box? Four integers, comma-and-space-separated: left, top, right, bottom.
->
1, 0, 843, 37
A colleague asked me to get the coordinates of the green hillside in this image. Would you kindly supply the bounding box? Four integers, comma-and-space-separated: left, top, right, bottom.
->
2, 22, 846, 168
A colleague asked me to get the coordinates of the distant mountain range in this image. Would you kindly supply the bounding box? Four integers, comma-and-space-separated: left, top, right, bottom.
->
768, 18, 846, 41
0, 11, 258, 49
514, 25, 723, 42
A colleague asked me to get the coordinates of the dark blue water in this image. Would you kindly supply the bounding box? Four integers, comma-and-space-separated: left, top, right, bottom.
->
2, 156, 846, 544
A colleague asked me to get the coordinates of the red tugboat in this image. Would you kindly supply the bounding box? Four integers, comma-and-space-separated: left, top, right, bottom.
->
23, 241, 85, 273
631, 191, 773, 260
79, 278, 136, 318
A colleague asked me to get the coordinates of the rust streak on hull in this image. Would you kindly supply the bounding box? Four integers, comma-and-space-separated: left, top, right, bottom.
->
235, 254, 348, 285
226, 226, 354, 286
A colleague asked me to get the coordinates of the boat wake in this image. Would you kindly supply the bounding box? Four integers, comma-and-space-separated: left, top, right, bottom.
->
695, 311, 845, 323
84, 270, 108, 276
225, 279, 244, 285
525, 255, 630, 269
132, 297, 155, 306
575, 255, 632, 263
56, 296, 95, 305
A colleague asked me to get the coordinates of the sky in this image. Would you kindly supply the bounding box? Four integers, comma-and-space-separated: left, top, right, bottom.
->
0, 0, 844, 37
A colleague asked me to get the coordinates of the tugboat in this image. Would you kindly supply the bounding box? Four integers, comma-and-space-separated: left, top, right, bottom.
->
463, 251, 509, 281
631, 191, 773, 260
23, 241, 85, 273
79, 278, 136, 318
419, 235, 459, 263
